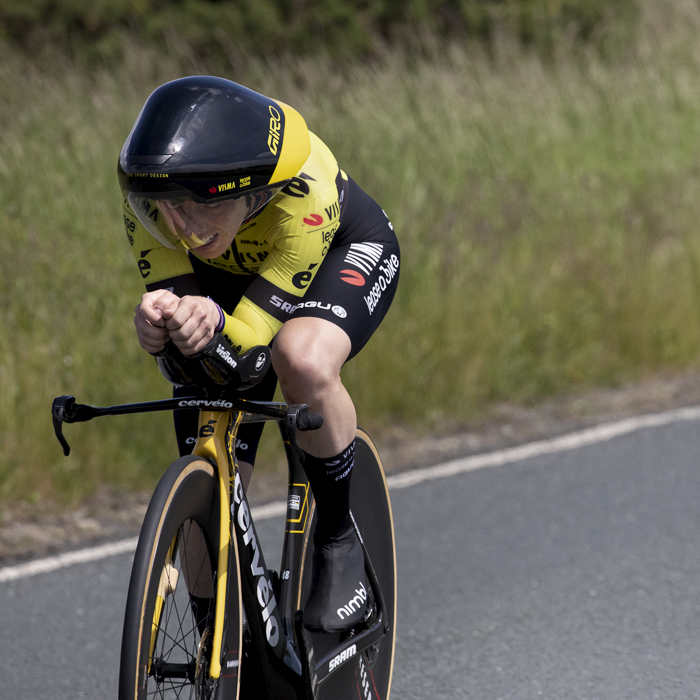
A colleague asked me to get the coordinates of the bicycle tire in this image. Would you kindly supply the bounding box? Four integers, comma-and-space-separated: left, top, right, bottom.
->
119, 455, 243, 700
298, 429, 397, 700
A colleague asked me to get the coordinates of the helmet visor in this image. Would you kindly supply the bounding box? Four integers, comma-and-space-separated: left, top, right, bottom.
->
126, 184, 286, 251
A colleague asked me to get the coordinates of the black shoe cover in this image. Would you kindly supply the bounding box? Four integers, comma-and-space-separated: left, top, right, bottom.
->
302, 526, 368, 632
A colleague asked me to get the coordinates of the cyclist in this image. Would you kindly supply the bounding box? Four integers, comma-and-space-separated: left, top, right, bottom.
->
118, 75, 400, 633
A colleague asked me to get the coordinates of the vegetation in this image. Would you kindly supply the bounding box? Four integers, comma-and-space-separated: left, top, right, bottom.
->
1, 0, 637, 61
3, 0, 700, 507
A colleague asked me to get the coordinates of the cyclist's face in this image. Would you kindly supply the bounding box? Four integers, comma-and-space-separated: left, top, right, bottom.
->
158, 198, 248, 258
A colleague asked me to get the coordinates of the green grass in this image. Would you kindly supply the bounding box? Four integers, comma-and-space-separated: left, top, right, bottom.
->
3, 0, 700, 506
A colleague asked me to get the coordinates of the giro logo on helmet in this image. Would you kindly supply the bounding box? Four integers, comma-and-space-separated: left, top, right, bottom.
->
268, 105, 282, 155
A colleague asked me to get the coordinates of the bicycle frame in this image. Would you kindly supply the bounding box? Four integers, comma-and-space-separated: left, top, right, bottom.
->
190, 403, 392, 698
52, 392, 391, 699
190, 402, 310, 696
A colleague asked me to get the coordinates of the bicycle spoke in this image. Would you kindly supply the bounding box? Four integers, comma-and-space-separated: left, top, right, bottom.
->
144, 522, 218, 698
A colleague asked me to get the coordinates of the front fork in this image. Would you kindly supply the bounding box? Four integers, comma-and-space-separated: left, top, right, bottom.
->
189, 410, 242, 682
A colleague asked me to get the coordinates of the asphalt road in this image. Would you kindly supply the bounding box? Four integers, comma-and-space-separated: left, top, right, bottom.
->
3, 412, 700, 699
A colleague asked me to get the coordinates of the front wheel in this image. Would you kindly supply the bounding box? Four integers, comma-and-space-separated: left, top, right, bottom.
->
298, 429, 397, 700
118, 456, 243, 700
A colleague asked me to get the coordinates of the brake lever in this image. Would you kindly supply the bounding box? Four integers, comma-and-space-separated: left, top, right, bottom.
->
51, 395, 97, 457
285, 404, 307, 464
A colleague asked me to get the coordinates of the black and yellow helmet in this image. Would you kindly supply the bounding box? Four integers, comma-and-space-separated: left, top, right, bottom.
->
118, 76, 311, 248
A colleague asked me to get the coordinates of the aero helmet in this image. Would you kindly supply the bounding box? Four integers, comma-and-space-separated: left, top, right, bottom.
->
118, 76, 311, 249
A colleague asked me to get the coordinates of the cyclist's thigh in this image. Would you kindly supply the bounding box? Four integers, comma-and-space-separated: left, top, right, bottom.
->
293, 234, 400, 362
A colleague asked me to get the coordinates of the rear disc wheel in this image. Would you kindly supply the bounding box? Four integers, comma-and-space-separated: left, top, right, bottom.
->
298, 430, 397, 700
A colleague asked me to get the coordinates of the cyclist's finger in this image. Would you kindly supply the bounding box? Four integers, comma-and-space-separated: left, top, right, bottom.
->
164, 295, 210, 329
134, 311, 170, 353
135, 314, 170, 340
136, 289, 176, 327
139, 336, 169, 354
151, 290, 181, 321
136, 328, 170, 354
168, 320, 213, 355
135, 302, 164, 328
164, 297, 218, 351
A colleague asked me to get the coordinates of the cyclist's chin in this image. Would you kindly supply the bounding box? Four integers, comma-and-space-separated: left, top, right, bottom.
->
190, 232, 234, 259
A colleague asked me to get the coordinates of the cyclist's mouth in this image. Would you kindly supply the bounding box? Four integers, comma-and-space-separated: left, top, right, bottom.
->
191, 232, 219, 251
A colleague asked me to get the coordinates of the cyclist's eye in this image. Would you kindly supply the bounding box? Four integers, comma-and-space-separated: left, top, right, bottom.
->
161, 200, 186, 211
206, 202, 222, 209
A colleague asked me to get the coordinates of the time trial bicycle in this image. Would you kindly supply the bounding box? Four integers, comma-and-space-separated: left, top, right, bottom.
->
51, 334, 396, 700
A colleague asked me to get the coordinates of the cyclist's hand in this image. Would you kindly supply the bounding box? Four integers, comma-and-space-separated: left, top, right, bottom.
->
134, 289, 177, 354
161, 295, 221, 356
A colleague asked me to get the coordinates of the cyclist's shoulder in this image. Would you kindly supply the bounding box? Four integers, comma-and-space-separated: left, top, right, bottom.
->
241, 132, 340, 243
275, 131, 340, 211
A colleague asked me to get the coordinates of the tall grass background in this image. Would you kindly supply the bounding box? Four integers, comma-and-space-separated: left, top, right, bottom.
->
3, 0, 700, 508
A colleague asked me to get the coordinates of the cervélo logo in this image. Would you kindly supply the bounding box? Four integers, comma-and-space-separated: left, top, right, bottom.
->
232, 471, 280, 648
303, 214, 323, 226
177, 399, 234, 408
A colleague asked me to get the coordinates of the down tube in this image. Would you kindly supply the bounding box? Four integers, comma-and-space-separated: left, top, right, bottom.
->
229, 464, 303, 696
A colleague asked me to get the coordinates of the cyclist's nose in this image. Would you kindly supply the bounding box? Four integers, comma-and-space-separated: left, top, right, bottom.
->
178, 211, 210, 239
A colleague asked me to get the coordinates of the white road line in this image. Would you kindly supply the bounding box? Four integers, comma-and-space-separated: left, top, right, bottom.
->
0, 538, 139, 583
0, 503, 287, 584
3, 404, 700, 583
386, 404, 700, 490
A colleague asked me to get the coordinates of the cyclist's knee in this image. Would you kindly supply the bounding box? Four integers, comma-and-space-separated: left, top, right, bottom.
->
272, 320, 348, 399
273, 341, 335, 396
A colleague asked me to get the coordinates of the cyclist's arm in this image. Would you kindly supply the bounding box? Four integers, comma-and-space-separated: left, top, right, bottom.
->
125, 198, 213, 352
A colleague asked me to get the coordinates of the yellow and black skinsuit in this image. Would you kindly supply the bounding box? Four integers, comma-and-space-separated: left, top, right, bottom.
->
123, 130, 400, 463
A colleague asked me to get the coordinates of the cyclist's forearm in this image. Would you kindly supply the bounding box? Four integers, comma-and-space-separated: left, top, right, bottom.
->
220, 299, 278, 354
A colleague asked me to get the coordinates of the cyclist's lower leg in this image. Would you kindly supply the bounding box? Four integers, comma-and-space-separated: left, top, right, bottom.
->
272, 319, 368, 632
237, 460, 254, 491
